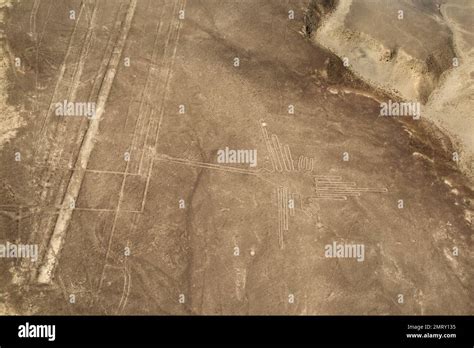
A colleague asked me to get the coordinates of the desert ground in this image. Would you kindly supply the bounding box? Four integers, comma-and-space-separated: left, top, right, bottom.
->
0, 0, 472, 314
314, 0, 474, 176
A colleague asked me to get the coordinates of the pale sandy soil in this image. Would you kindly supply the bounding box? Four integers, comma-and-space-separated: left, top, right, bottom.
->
314, 0, 443, 102
314, 0, 473, 179
0, 0, 24, 315
0, 0, 25, 150
423, 1, 474, 178
0, 0, 471, 316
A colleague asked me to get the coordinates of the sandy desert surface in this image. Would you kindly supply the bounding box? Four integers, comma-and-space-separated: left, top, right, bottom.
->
0, 0, 472, 315
314, 0, 474, 177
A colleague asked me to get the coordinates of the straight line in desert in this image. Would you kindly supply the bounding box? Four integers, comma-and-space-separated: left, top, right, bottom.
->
51, 2, 100, 168
30, 2, 98, 258
140, 0, 188, 213
156, 155, 260, 176
67, 1, 128, 168
37, 0, 138, 284
34, 2, 85, 156
96, 0, 181, 294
